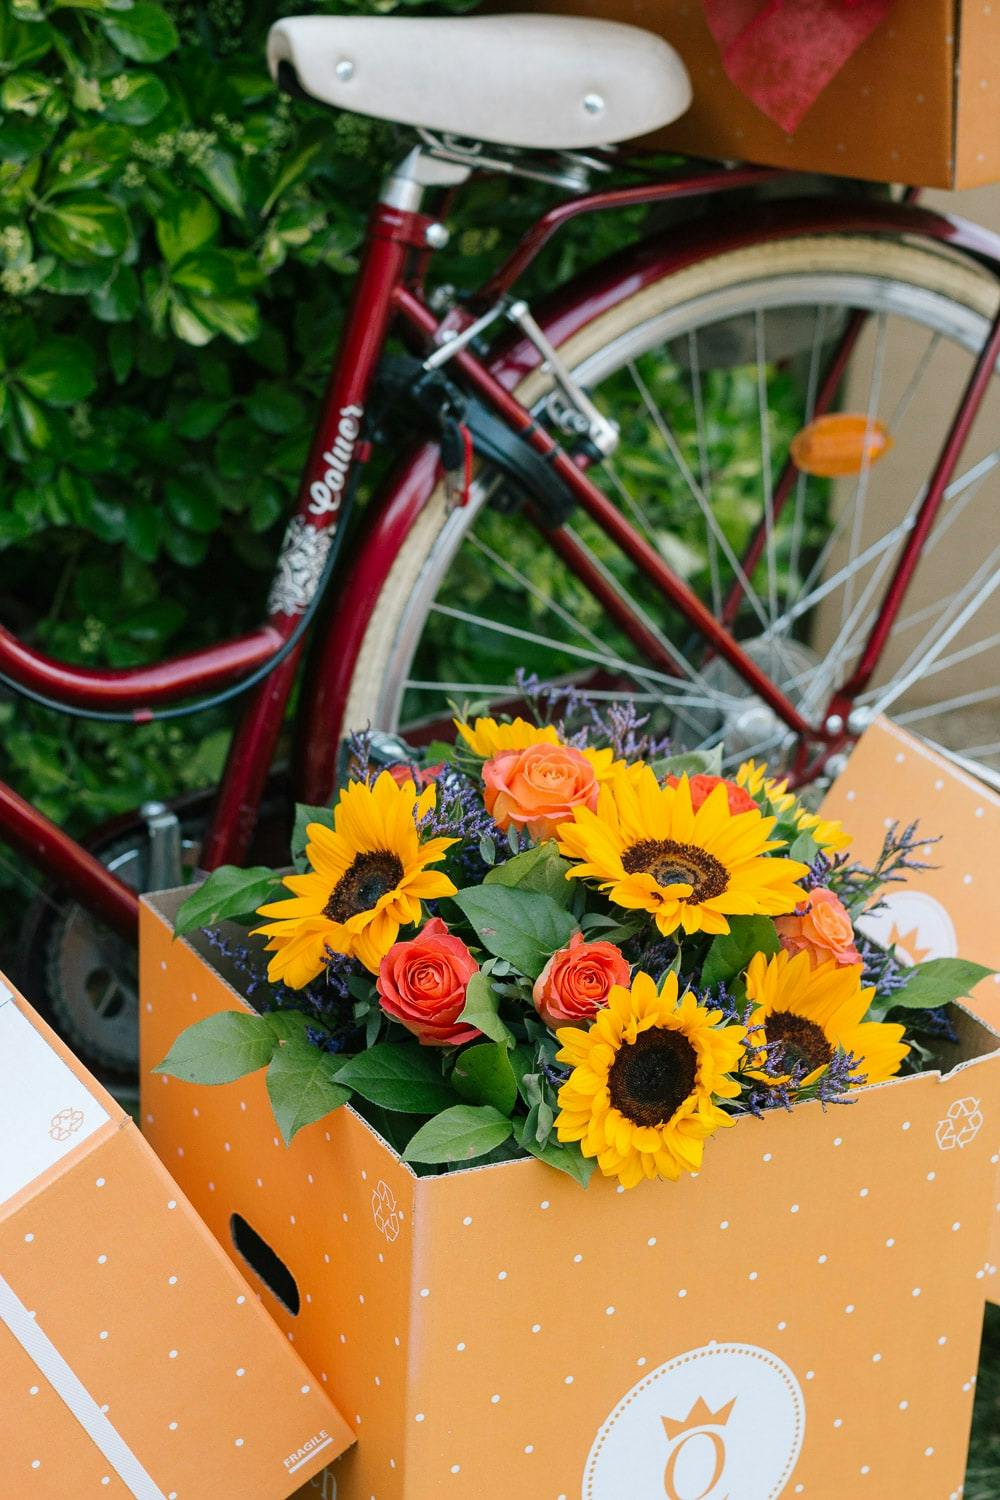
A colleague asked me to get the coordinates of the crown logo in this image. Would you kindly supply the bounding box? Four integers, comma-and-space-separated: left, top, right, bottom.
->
660, 1396, 736, 1442
888, 923, 932, 965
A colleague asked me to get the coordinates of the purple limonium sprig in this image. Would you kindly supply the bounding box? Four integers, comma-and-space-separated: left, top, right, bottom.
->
512, 668, 672, 762
345, 726, 377, 784
415, 762, 512, 878
830, 820, 940, 914
857, 937, 911, 1002
803, 851, 833, 891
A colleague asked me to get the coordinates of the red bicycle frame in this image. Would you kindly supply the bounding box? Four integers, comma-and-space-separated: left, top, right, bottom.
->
3, 153, 1000, 941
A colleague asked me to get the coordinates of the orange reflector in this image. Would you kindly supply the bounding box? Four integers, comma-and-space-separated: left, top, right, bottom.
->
790, 413, 893, 478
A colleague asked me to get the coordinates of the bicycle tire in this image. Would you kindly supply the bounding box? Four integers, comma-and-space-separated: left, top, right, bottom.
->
337, 233, 1000, 780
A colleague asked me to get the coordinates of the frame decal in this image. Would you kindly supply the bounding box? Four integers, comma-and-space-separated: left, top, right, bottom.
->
268, 517, 335, 617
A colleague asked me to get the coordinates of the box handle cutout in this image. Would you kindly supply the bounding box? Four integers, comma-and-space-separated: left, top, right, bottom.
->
230, 1213, 300, 1314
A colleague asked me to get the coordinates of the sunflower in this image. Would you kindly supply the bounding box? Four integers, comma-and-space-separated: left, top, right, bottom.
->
253, 772, 458, 984
454, 715, 624, 781
736, 758, 850, 855
744, 948, 908, 1088
556, 766, 810, 938
554, 971, 745, 1188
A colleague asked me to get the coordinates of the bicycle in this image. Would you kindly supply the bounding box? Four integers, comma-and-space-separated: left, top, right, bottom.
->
3, 10, 1000, 1089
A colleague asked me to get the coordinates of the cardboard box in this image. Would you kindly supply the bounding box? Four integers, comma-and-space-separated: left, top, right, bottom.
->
0, 974, 353, 1498
822, 716, 1000, 1306
516, 0, 1000, 188
141, 880, 1000, 1499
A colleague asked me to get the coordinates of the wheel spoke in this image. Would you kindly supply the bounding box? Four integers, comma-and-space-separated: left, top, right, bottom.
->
754, 309, 779, 626
625, 358, 773, 634
686, 330, 723, 618
839, 311, 888, 630
869, 542, 1000, 717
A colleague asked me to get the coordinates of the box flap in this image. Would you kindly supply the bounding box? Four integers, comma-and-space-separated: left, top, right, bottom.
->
0, 982, 111, 1211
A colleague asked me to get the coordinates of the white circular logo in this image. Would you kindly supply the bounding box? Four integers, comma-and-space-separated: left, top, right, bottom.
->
855, 890, 956, 965
583, 1342, 805, 1500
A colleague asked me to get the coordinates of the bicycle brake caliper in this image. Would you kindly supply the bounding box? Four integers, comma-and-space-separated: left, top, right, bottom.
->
505, 299, 620, 458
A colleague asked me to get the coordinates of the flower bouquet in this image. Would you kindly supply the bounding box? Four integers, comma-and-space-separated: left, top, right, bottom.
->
158, 691, 993, 1190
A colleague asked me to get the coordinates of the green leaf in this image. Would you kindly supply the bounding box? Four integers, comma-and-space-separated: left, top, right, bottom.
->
154, 1011, 276, 1084
10, 389, 54, 450
451, 1042, 517, 1113
457, 971, 513, 1047
155, 192, 219, 265
107, 324, 132, 384
891, 958, 996, 1011
702, 915, 780, 990
0, 115, 52, 163
99, 2, 178, 61
655, 745, 724, 779
90, 263, 139, 323
45, 126, 130, 194
195, 147, 246, 219
18, 337, 96, 405
164, 476, 220, 533
402, 1104, 512, 1165
171, 248, 238, 297
36, 193, 129, 263
483, 842, 573, 905
175, 397, 230, 439
513, 1117, 594, 1187
194, 296, 259, 344
334, 1043, 455, 1114
173, 864, 281, 935
101, 71, 168, 125
266, 1034, 351, 1144
452, 885, 576, 980
246, 381, 306, 435
124, 500, 162, 562
291, 802, 334, 865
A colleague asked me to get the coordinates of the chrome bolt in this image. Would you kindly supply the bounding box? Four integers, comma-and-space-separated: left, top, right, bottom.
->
824, 713, 844, 735
424, 223, 449, 249
582, 93, 605, 115
847, 707, 873, 735
335, 58, 355, 81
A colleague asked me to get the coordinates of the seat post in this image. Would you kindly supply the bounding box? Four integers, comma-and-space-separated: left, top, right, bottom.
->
378, 146, 471, 213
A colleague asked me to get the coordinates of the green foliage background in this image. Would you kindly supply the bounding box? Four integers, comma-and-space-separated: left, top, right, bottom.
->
0, 0, 400, 856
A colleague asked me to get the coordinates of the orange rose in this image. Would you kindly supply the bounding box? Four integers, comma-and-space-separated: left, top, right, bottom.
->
482, 742, 599, 841
665, 772, 757, 815
376, 918, 481, 1046
775, 887, 860, 968
532, 931, 631, 1030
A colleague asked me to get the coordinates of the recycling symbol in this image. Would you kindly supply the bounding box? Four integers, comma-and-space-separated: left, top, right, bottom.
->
935, 1096, 984, 1151
371, 1179, 400, 1242
49, 1107, 85, 1142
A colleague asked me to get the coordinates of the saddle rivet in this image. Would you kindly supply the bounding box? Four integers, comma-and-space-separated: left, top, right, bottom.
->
335, 58, 355, 81
582, 93, 605, 115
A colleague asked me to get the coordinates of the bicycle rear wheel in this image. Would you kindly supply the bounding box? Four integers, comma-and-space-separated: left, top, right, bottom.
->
340, 234, 1000, 784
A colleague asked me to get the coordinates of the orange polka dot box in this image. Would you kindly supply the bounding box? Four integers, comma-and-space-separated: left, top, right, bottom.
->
139, 692, 1000, 1500
0, 977, 353, 1500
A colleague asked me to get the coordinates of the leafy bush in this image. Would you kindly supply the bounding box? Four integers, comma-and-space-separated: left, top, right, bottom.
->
0, 0, 429, 907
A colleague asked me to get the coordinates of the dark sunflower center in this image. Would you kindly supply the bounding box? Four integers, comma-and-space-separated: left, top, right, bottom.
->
621, 838, 729, 900
607, 1028, 699, 1128
765, 1012, 833, 1074
324, 850, 404, 922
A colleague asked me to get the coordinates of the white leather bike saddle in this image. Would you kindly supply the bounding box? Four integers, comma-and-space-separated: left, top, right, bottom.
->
267, 13, 692, 152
